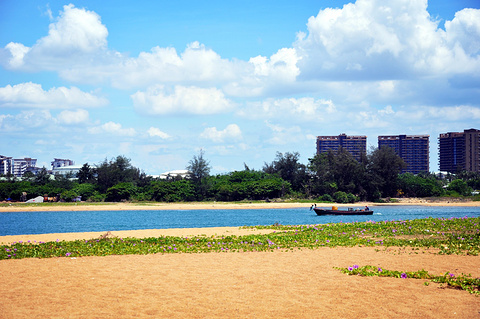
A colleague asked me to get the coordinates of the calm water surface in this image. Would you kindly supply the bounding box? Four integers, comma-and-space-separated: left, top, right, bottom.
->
1, 205, 480, 236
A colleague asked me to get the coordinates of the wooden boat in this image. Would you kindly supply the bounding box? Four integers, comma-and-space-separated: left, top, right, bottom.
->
313, 207, 373, 216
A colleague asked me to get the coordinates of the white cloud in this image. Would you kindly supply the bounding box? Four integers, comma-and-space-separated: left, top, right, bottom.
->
2, 4, 108, 71
0, 82, 108, 109
57, 109, 89, 125
61, 42, 240, 89
200, 124, 242, 143
445, 9, 480, 56
0, 110, 54, 131
239, 97, 336, 122
147, 127, 171, 139
295, 0, 480, 80
88, 121, 136, 136
3, 42, 30, 69
132, 85, 234, 115
264, 121, 303, 145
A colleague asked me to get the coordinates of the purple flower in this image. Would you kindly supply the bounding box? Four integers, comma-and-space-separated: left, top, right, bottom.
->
353, 265, 359, 269
348, 267, 353, 271
378, 268, 382, 272
449, 273, 455, 277
401, 273, 407, 279
65, 252, 72, 257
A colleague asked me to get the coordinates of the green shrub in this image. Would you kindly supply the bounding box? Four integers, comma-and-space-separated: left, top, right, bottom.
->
319, 194, 333, 202
61, 190, 78, 202
346, 193, 358, 203
105, 182, 138, 202
333, 191, 349, 203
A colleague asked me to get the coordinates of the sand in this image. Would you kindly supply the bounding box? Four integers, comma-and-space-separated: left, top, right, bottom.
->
1, 201, 479, 318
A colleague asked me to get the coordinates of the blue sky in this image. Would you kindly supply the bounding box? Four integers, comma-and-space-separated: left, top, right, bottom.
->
1, 0, 479, 174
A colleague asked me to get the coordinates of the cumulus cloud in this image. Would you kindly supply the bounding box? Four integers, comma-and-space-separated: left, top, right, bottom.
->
2, 4, 108, 71
0, 82, 108, 109
88, 121, 136, 136
57, 109, 89, 125
294, 0, 480, 80
147, 127, 171, 139
200, 124, 242, 143
264, 121, 303, 145
239, 97, 336, 122
132, 85, 234, 115
0, 110, 54, 131
108, 42, 237, 88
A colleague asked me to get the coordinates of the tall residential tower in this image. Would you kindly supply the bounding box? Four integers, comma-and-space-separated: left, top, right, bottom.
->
439, 128, 480, 173
316, 133, 367, 161
378, 135, 430, 174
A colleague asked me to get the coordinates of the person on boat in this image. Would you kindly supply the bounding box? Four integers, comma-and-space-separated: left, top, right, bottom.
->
365, 205, 369, 211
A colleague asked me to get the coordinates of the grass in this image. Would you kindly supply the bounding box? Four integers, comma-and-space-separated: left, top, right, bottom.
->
2, 216, 479, 295
2, 216, 479, 260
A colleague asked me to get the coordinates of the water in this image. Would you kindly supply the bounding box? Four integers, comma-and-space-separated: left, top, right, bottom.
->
1, 205, 480, 236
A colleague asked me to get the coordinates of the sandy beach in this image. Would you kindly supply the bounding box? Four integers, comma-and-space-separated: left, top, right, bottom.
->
1, 200, 479, 318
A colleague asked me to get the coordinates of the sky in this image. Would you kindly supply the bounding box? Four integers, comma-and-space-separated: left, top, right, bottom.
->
1, 0, 480, 175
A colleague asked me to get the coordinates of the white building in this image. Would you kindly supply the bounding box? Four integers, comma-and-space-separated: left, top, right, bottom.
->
157, 170, 191, 180
52, 164, 83, 177
13, 158, 37, 177
52, 158, 75, 169
0, 155, 13, 175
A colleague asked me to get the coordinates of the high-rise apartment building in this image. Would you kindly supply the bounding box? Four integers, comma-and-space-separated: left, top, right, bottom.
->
12, 158, 37, 177
316, 133, 367, 161
0, 155, 13, 175
378, 135, 429, 174
439, 128, 480, 173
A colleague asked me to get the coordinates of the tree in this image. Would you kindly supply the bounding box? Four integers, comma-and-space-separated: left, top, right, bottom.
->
263, 152, 307, 192
308, 148, 366, 199
22, 171, 35, 181
186, 149, 211, 182
397, 173, 444, 197
447, 179, 472, 196
77, 163, 96, 184
105, 182, 138, 202
96, 156, 142, 192
186, 150, 211, 200
34, 167, 50, 185
366, 146, 406, 199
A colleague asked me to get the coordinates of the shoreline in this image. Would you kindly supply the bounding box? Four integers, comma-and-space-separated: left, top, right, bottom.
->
0, 226, 278, 245
1, 199, 479, 245
1, 198, 479, 213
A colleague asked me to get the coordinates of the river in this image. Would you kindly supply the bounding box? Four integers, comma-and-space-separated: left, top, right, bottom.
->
1, 205, 480, 236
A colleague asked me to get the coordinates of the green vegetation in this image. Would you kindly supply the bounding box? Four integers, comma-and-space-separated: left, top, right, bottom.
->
337, 265, 479, 295
1, 148, 480, 203
2, 217, 479, 261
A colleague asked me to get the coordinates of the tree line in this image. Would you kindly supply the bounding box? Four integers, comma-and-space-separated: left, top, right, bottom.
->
1, 147, 479, 203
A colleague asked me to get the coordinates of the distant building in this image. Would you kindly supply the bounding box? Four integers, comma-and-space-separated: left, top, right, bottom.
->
0, 155, 13, 175
51, 158, 75, 170
439, 128, 480, 173
158, 170, 191, 180
51, 164, 83, 177
378, 135, 429, 174
316, 133, 367, 161
12, 158, 37, 177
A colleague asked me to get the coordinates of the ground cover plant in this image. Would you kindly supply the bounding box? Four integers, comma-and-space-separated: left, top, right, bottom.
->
337, 265, 480, 295
2, 217, 479, 294
2, 216, 479, 260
